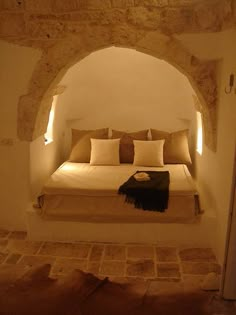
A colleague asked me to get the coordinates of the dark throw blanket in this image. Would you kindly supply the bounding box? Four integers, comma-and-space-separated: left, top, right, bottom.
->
118, 171, 170, 212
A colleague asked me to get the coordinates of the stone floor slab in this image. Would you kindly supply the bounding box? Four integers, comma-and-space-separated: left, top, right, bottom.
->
179, 248, 216, 262
182, 262, 221, 275
89, 244, 104, 261
126, 260, 155, 278
157, 263, 181, 278
5, 253, 22, 264
156, 247, 178, 262
100, 260, 126, 276
6, 240, 42, 255
18, 255, 56, 267
39, 242, 91, 258
87, 261, 101, 274
127, 245, 154, 259
104, 245, 126, 260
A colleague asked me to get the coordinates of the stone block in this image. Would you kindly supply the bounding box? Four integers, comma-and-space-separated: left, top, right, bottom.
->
157, 263, 181, 278
72, 9, 127, 25
112, 24, 139, 46
127, 246, 154, 259
104, 245, 126, 260
101, 9, 127, 24
0, 0, 25, 10
160, 7, 194, 33
79, 0, 112, 10
100, 261, 126, 276
5, 253, 22, 264
87, 262, 101, 274
6, 240, 42, 255
0, 13, 25, 37
27, 19, 66, 39
156, 247, 178, 262
135, 0, 168, 7
112, 0, 134, 7
182, 262, 221, 275
52, 0, 80, 12
18, 255, 56, 267
194, 0, 232, 32
179, 248, 216, 263
25, 0, 53, 12
168, 0, 198, 6
89, 245, 104, 261
126, 260, 155, 277
39, 242, 91, 258
70, 10, 103, 22
128, 6, 161, 28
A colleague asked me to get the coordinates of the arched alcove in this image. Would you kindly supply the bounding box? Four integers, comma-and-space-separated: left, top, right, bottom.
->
17, 30, 218, 150
53, 46, 198, 160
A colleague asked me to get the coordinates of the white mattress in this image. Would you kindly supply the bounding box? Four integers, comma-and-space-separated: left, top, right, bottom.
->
39, 162, 199, 223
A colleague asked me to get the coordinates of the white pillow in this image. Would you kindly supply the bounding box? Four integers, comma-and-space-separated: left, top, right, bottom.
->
90, 138, 120, 165
133, 140, 165, 167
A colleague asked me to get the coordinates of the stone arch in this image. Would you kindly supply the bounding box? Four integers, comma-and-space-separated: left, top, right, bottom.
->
17, 26, 218, 150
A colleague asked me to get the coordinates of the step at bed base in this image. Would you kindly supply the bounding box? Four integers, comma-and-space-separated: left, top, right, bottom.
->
26, 207, 216, 249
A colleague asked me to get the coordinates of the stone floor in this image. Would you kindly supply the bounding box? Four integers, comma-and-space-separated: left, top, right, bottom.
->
0, 230, 235, 314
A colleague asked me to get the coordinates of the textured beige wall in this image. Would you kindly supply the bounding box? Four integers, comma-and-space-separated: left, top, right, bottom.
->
2, 0, 234, 150
0, 40, 41, 229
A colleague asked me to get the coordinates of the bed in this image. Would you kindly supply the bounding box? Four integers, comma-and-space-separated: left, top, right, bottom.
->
37, 162, 199, 224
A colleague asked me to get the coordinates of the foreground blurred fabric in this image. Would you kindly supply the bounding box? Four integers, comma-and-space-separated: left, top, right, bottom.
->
0, 264, 212, 315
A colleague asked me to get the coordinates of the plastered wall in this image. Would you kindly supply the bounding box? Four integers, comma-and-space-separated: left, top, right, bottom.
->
178, 30, 236, 263
0, 40, 41, 229
57, 47, 196, 160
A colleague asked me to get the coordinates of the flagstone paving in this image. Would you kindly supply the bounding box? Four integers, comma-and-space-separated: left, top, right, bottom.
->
0, 229, 235, 314
0, 230, 222, 281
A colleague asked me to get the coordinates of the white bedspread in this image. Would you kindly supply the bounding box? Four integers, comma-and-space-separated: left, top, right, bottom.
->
43, 162, 196, 197
40, 163, 199, 223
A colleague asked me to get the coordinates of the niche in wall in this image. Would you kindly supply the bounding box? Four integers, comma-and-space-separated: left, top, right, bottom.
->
52, 47, 197, 161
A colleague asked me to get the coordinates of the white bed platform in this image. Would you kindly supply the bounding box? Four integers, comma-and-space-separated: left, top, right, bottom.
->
26, 207, 216, 248
26, 162, 217, 249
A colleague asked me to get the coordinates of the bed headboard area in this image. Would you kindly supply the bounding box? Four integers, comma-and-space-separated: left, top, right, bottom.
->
66, 127, 193, 167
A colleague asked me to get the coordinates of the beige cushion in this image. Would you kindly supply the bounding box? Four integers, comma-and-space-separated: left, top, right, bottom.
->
150, 129, 192, 164
111, 129, 148, 163
90, 139, 120, 165
133, 140, 165, 167
69, 128, 109, 162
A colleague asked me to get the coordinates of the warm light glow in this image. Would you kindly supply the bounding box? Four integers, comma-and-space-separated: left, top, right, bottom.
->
44, 96, 57, 144
196, 111, 203, 155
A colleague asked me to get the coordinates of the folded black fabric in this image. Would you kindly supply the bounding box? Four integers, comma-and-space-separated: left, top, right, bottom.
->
118, 171, 170, 212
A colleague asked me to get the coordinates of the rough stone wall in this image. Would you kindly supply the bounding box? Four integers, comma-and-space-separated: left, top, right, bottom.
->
1, 0, 236, 150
